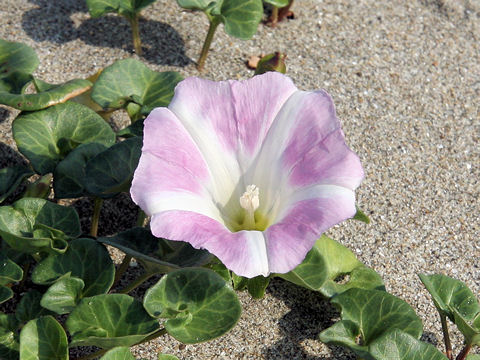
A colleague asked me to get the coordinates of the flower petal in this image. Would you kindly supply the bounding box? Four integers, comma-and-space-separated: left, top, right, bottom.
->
150, 211, 270, 278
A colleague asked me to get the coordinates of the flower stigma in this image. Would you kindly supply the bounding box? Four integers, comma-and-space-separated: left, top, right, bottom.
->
239, 184, 260, 230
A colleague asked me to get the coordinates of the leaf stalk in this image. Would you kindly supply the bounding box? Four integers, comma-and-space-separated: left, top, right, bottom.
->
90, 197, 103, 237
197, 18, 220, 71
440, 314, 453, 360
128, 14, 143, 56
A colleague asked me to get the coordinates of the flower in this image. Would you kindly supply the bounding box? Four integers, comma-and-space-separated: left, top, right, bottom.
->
131, 72, 364, 278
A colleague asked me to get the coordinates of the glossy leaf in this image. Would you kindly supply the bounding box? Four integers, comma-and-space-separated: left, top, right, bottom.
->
0, 313, 19, 359
419, 274, 480, 322
0, 253, 23, 286
369, 329, 448, 360
32, 238, 114, 296
13, 102, 116, 175
0, 287, 13, 304
40, 275, 85, 314
100, 346, 135, 360
0, 79, 92, 111
143, 268, 241, 343
0, 198, 81, 254
0, 39, 38, 87
85, 136, 142, 198
91, 58, 183, 115
319, 288, 423, 358
97, 228, 212, 274
0, 165, 34, 204
66, 294, 160, 348
278, 235, 384, 297
53, 142, 108, 198
19, 316, 68, 360
15, 290, 53, 323
86, 0, 156, 18
263, 0, 289, 6
451, 308, 480, 346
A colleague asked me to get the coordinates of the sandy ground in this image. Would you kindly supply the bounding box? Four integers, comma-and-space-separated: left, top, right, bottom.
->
0, 0, 479, 359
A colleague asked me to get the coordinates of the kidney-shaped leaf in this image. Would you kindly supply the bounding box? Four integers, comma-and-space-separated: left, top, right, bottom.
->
143, 268, 241, 343
15, 290, 54, 323
13, 102, 115, 175
0, 39, 38, 81
100, 346, 135, 360
19, 316, 68, 360
0, 198, 81, 254
66, 294, 160, 348
0, 165, 34, 204
0, 253, 23, 286
40, 275, 85, 314
263, 0, 289, 7
319, 288, 423, 358
0, 79, 92, 111
54, 142, 108, 198
91, 58, 183, 115
451, 308, 480, 346
219, 0, 263, 40
369, 329, 448, 360
32, 238, 114, 297
87, 0, 156, 18
85, 137, 142, 198
0, 313, 19, 359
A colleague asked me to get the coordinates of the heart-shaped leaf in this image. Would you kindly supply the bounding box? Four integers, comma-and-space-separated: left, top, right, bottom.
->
143, 268, 241, 343
0, 198, 81, 254
15, 290, 53, 323
84, 137, 142, 198
0, 79, 92, 111
66, 293, 160, 348
0, 253, 23, 286
0, 39, 38, 86
13, 102, 115, 175
86, 0, 156, 18
369, 329, 449, 360
0, 165, 34, 203
19, 316, 68, 360
419, 274, 480, 322
319, 288, 423, 358
91, 58, 183, 115
40, 275, 85, 314
278, 235, 384, 297
53, 142, 108, 198
99, 346, 135, 360
0, 313, 20, 359
32, 238, 114, 296
97, 228, 212, 274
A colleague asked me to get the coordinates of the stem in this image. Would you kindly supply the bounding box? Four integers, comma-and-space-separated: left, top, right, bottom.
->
90, 197, 103, 237
128, 14, 143, 56
197, 18, 220, 71
278, 0, 294, 22
440, 314, 453, 360
136, 209, 147, 227
118, 271, 154, 294
113, 254, 132, 287
270, 6, 279, 26
456, 343, 472, 360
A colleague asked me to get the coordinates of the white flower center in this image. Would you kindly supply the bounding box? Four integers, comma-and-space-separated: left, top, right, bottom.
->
239, 184, 259, 230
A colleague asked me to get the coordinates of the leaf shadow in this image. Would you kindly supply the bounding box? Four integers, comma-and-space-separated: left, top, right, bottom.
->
0, 107, 12, 124
0, 142, 27, 168
21, 0, 191, 67
262, 278, 356, 360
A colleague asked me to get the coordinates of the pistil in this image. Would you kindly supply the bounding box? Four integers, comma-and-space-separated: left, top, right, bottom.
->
239, 185, 260, 230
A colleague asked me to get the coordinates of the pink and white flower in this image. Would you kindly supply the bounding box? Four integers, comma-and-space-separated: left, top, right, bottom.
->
131, 72, 364, 278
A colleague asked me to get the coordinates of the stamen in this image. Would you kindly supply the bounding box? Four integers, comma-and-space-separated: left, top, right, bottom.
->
240, 184, 259, 230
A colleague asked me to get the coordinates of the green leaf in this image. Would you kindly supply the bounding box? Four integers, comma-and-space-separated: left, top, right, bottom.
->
91, 58, 183, 115
0, 198, 81, 254
0, 253, 23, 286
158, 355, 180, 360
451, 308, 480, 346
12, 102, 116, 175
32, 238, 114, 296
15, 290, 53, 323
0, 79, 92, 111
353, 207, 370, 224
369, 329, 448, 360
0, 313, 20, 359
116, 118, 144, 138
176, 0, 211, 11
0, 165, 34, 203
246, 275, 270, 299
254, 52, 287, 75
0, 39, 38, 83
66, 293, 160, 348
467, 356, 480, 360
53, 142, 108, 198
100, 346, 135, 360
263, 0, 289, 7
97, 227, 212, 274
84, 137, 142, 198
19, 316, 68, 360
419, 274, 480, 322
219, 0, 263, 40
40, 275, 85, 314
86, 0, 156, 18
319, 288, 423, 358
22, 173, 52, 199
0, 287, 13, 304
143, 268, 241, 343
278, 235, 384, 297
